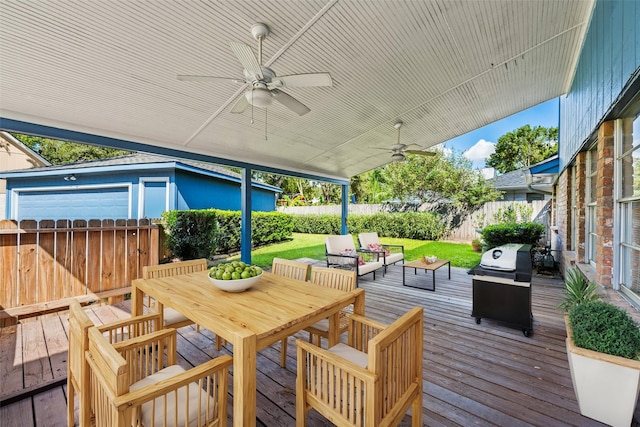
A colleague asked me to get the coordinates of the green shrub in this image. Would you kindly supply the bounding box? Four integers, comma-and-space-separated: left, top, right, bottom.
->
291, 212, 446, 241
569, 301, 640, 360
162, 209, 294, 257
480, 222, 545, 248
558, 268, 600, 312
161, 209, 218, 260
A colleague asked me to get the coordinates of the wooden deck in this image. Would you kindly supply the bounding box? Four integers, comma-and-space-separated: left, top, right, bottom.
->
0, 263, 633, 426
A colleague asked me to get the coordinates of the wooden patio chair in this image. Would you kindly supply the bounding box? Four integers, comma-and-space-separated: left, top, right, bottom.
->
86, 325, 232, 427
358, 231, 404, 273
296, 306, 424, 427
142, 258, 208, 330
325, 234, 384, 282
67, 299, 161, 427
271, 257, 311, 368
304, 266, 357, 347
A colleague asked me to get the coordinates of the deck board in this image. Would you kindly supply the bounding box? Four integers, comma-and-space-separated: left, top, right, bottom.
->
0, 264, 629, 426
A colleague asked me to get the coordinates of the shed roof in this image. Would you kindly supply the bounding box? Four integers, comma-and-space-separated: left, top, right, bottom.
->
0, 153, 282, 193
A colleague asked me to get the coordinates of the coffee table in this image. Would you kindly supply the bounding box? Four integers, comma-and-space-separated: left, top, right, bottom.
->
402, 258, 451, 291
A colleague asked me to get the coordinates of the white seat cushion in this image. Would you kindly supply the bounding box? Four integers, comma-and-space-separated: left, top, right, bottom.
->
328, 343, 368, 368
357, 260, 383, 275
163, 308, 190, 326
130, 364, 211, 427
309, 318, 329, 332
384, 252, 404, 265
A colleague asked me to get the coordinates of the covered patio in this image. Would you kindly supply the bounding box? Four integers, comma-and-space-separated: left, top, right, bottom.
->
0, 264, 618, 426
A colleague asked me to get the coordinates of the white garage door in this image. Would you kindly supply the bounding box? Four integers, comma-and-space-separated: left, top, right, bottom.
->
16, 186, 130, 221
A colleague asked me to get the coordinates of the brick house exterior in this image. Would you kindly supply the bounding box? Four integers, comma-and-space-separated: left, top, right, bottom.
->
552, 0, 640, 310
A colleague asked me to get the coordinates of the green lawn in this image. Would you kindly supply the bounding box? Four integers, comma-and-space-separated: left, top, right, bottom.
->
228, 233, 481, 269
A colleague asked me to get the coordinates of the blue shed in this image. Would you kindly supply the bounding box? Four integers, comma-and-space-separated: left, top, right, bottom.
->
0, 153, 281, 221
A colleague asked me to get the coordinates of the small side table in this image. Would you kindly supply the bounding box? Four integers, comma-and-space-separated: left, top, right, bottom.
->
402, 258, 451, 291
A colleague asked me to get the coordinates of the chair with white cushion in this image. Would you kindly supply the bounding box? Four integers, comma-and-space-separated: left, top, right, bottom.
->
358, 231, 404, 273
142, 258, 208, 330
304, 266, 357, 347
296, 307, 424, 427
271, 257, 311, 368
67, 299, 161, 427
86, 325, 232, 427
325, 234, 384, 283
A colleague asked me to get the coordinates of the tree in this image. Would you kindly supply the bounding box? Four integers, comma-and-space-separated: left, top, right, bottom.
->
486, 125, 558, 174
14, 134, 130, 164
381, 151, 501, 208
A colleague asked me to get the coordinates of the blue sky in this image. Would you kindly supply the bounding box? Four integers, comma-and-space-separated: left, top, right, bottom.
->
442, 98, 560, 173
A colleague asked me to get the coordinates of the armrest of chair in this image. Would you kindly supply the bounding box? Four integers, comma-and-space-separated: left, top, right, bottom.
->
98, 313, 161, 343
346, 314, 389, 352
381, 244, 404, 253
296, 339, 372, 379
326, 251, 357, 267
114, 355, 233, 411
354, 249, 381, 263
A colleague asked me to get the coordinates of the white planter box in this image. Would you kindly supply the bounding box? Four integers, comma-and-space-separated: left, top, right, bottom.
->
565, 317, 640, 427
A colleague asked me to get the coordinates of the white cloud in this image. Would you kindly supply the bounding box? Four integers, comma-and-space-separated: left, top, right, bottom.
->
463, 139, 496, 162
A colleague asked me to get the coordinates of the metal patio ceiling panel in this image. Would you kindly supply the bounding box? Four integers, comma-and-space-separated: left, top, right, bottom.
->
0, 0, 594, 180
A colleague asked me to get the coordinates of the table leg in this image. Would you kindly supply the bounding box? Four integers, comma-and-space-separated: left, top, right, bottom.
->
432, 269, 436, 291
233, 332, 257, 427
131, 283, 143, 317
328, 311, 340, 346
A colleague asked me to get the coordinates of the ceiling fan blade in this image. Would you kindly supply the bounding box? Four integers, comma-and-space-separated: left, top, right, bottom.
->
404, 150, 436, 156
230, 95, 249, 114
269, 73, 333, 88
271, 89, 311, 116
229, 41, 263, 80
177, 75, 244, 83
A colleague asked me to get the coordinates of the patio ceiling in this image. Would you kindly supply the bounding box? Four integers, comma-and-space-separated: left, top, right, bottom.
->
0, 0, 594, 181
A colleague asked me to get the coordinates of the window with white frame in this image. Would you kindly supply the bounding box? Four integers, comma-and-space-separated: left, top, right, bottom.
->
617, 110, 640, 302
586, 145, 598, 266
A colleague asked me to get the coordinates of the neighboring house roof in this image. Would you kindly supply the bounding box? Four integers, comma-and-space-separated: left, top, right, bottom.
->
0, 131, 51, 167
489, 155, 559, 194
0, 152, 281, 193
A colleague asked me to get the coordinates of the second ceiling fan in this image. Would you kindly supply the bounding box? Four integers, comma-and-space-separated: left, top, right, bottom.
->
387, 121, 436, 162
178, 23, 332, 116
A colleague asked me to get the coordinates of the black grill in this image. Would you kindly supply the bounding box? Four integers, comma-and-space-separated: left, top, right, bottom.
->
468, 244, 533, 337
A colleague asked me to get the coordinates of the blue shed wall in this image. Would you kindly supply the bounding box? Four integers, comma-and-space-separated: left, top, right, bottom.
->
5, 170, 175, 220
175, 171, 276, 212
559, 0, 640, 170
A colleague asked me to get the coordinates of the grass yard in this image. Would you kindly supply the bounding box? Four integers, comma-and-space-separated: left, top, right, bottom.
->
229, 233, 481, 269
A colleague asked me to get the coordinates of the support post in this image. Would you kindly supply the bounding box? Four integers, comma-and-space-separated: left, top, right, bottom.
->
241, 168, 252, 264
341, 183, 349, 235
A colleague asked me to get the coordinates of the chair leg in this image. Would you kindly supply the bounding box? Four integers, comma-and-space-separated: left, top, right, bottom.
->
67, 380, 74, 427
280, 338, 288, 368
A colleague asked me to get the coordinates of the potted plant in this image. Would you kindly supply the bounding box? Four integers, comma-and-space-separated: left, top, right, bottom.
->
560, 269, 640, 427
471, 238, 482, 252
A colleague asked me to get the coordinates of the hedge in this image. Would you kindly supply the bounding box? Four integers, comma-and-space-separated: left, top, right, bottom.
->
480, 222, 545, 248
292, 212, 446, 241
162, 209, 294, 259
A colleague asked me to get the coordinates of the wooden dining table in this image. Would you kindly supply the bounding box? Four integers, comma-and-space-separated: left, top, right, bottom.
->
131, 270, 365, 427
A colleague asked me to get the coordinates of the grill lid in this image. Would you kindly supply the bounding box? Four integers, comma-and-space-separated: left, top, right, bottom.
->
480, 244, 525, 271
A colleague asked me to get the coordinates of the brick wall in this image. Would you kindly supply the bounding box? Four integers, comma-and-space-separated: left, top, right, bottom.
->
595, 122, 615, 287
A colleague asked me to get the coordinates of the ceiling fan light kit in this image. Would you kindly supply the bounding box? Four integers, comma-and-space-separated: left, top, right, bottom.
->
246, 86, 273, 108
391, 152, 406, 162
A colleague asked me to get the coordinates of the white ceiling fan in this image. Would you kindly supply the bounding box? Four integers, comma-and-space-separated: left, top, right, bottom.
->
177, 23, 332, 116
386, 121, 436, 162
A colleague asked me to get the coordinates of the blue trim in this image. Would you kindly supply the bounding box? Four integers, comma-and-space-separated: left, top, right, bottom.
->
0, 118, 350, 185
341, 184, 349, 235
241, 168, 252, 264
529, 156, 559, 175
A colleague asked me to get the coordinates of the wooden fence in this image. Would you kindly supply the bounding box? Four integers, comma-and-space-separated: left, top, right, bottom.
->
277, 200, 550, 242
0, 219, 159, 313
